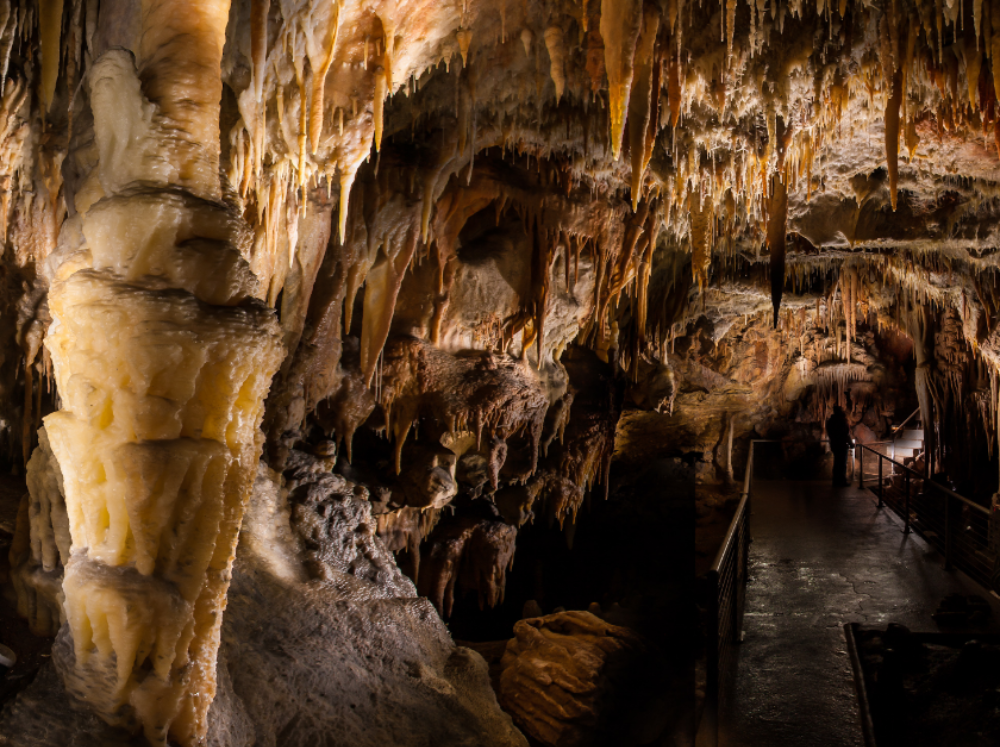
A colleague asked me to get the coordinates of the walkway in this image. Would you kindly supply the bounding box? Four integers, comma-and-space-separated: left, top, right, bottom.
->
725, 479, 1000, 747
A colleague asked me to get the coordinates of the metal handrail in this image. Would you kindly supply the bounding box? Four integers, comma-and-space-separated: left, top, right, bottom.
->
858, 443, 988, 516
890, 408, 921, 436
856, 442, 995, 590
700, 440, 779, 747
710, 493, 749, 574
711, 440, 779, 573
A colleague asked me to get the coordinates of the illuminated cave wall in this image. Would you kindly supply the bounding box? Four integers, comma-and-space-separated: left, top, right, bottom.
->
0, 0, 997, 745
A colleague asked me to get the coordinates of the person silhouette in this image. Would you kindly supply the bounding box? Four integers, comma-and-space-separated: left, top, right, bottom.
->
826, 405, 852, 488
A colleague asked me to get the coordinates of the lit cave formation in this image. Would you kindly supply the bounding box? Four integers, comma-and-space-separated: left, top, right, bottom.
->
0, 0, 994, 745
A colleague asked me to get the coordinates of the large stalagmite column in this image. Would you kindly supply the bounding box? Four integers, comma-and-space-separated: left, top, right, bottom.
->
41, 1, 283, 745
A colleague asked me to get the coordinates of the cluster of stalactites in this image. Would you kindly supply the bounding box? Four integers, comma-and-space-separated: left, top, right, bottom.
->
640, 0, 1000, 324
119, 0, 1000, 369
23, 0, 1000, 335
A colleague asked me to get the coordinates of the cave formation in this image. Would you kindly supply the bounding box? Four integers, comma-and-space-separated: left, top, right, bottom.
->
0, 0, 994, 745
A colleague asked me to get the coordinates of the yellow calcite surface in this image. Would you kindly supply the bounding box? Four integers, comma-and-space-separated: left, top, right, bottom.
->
8, 428, 70, 636
44, 262, 281, 746
33, 7, 283, 745
138, 0, 231, 200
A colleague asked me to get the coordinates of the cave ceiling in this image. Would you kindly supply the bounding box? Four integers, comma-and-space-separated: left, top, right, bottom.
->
1, 0, 997, 398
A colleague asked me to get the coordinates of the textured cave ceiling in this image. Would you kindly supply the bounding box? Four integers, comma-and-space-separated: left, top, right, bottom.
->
0, 0, 996, 746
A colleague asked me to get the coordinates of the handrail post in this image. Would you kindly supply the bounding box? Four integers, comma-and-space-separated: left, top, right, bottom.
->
849, 444, 990, 588
732, 498, 748, 645
706, 569, 720, 747
943, 487, 952, 570
731, 479, 744, 645
859, 446, 864, 489
904, 470, 911, 534
878, 456, 884, 508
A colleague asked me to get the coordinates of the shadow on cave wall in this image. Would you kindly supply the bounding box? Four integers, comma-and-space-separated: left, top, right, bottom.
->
442, 457, 694, 644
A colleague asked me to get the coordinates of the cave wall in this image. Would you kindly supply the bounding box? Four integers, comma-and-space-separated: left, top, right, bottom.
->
0, 0, 998, 745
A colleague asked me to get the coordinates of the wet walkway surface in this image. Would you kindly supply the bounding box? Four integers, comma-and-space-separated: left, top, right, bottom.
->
725, 480, 1000, 747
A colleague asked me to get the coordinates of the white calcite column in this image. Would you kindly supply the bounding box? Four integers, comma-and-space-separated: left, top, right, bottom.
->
40, 2, 283, 744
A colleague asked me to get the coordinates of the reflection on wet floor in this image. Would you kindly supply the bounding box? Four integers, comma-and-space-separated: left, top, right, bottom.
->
725, 480, 1000, 747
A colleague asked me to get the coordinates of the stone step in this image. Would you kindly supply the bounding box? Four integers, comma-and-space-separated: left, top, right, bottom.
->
894, 447, 916, 458
894, 439, 923, 451
901, 429, 924, 440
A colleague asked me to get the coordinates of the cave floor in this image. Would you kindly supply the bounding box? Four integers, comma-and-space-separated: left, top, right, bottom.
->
724, 479, 1000, 747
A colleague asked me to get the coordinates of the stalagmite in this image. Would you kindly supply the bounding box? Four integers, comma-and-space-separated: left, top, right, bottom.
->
39, 4, 283, 745
9, 428, 70, 637
600, 0, 643, 159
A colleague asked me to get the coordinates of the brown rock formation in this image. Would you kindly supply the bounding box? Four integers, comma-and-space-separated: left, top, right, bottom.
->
498, 611, 648, 747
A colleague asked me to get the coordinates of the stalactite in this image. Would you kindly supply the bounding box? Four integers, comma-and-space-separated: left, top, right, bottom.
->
521, 27, 533, 55
249, 0, 270, 175
306, 2, 340, 155
39, 0, 63, 113
885, 68, 903, 211
668, 52, 682, 127
600, 0, 642, 159
544, 25, 566, 104
767, 117, 790, 328
360, 231, 419, 386
627, 9, 659, 211
726, 0, 737, 62
690, 189, 712, 293
530, 219, 553, 368
0, 2, 16, 99
457, 27, 473, 67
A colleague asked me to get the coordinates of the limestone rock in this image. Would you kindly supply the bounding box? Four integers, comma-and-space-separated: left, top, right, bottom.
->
0, 463, 527, 747
497, 610, 648, 747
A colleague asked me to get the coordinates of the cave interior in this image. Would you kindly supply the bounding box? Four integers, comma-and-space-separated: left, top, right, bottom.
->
0, 0, 995, 745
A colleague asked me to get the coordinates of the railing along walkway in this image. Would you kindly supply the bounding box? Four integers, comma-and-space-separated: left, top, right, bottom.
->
857, 444, 999, 591
697, 440, 776, 747
721, 444, 1000, 747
